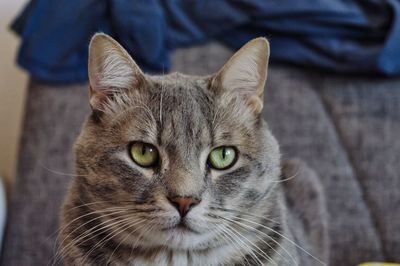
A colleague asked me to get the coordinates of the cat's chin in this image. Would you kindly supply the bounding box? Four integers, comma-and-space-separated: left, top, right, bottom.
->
138, 225, 214, 250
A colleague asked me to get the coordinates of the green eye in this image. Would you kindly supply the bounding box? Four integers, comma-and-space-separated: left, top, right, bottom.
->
208, 146, 237, 170
130, 142, 159, 167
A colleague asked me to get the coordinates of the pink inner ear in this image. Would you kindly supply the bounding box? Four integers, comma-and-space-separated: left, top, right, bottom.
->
89, 85, 101, 109
89, 85, 111, 110
88, 33, 145, 99
247, 95, 263, 114
211, 39, 269, 109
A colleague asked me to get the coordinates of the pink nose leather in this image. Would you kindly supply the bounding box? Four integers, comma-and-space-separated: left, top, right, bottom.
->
168, 197, 200, 217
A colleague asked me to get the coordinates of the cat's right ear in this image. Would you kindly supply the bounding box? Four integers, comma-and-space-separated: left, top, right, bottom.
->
88, 33, 145, 110
211, 38, 269, 114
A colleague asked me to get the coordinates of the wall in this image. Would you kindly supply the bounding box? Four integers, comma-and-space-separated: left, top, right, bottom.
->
0, 0, 28, 188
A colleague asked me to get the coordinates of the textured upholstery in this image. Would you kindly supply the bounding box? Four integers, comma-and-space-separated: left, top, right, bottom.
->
1, 43, 399, 265
1, 82, 89, 265
320, 77, 400, 261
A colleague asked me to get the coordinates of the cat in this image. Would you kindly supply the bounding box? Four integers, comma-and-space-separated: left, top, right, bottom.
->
58, 33, 328, 266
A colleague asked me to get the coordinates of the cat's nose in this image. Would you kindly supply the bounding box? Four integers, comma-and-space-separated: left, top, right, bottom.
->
168, 197, 201, 217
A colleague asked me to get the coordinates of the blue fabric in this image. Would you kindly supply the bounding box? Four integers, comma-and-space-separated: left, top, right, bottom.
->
12, 0, 400, 83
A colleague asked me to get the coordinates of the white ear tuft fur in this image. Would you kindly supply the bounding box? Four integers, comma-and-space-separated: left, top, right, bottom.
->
88, 33, 144, 109
213, 38, 270, 113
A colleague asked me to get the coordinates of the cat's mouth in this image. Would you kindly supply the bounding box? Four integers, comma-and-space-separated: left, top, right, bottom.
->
162, 220, 199, 234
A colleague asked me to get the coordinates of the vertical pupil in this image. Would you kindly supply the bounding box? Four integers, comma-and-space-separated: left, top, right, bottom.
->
222, 147, 226, 159
141, 144, 146, 155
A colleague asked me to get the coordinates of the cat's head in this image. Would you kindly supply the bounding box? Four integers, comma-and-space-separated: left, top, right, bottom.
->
73, 33, 280, 250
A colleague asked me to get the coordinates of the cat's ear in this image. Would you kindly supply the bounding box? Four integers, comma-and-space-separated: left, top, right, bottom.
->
88, 33, 145, 110
212, 38, 270, 113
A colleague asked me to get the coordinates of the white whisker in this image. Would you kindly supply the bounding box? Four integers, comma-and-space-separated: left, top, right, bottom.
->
234, 216, 325, 265
220, 215, 298, 266
55, 214, 139, 265
216, 223, 251, 266
225, 223, 275, 266
81, 218, 146, 265
222, 224, 264, 266
51, 209, 133, 265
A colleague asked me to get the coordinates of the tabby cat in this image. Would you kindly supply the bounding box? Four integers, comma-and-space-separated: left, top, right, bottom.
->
58, 33, 328, 266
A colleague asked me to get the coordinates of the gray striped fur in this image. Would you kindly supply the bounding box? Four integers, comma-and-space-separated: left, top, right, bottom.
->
59, 34, 302, 266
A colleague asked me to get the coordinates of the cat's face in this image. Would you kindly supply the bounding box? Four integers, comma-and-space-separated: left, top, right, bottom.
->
73, 34, 280, 251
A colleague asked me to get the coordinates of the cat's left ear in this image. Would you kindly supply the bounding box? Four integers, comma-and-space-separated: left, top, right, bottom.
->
212, 38, 270, 113
88, 33, 145, 110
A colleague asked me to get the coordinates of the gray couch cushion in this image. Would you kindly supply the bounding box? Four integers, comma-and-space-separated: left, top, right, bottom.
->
320, 76, 400, 262
264, 67, 384, 265
1, 81, 88, 265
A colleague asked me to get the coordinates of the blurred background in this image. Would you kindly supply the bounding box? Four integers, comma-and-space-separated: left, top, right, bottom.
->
0, 0, 27, 188
0, 0, 27, 255
0, 1, 399, 265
